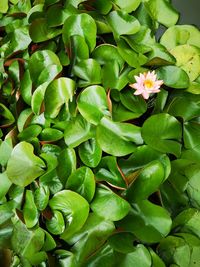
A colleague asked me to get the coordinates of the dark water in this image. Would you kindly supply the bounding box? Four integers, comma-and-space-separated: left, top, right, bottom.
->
156, 0, 200, 39
172, 0, 200, 28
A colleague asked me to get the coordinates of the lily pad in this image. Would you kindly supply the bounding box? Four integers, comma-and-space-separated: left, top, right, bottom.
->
6, 142, 46, 187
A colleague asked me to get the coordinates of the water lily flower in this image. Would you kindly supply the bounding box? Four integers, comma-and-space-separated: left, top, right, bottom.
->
129, 71, 163, 99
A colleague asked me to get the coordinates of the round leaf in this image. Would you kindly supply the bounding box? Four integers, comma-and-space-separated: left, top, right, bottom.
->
63, 13, 97, 52
96, 117, 143, 156
7, 142, 45, 187
29, 18, 62, 43
39, 128, 63, 142
117, 200, 172, 243
170, 44, 200, 81
126, 159, 166, 202
144, 0, 179, 28
65, 167, 95, 202
44, 77, 76, 119
91, 185, 130, 221
106, 11, 140, 36
160, 25, 200, 50
95, 156, 127, 190
78, 138, 102, 168
34, 185, 49, 211
73, 59, 101, 87
23, 190, 39, 228
156, 65, 190, 89
141, 113, 182, 157
46, 210, 65, 235
77, 85, 109, 125
64, 115, 93, 148
29, 50, 62, 87
49, 190, 89, 241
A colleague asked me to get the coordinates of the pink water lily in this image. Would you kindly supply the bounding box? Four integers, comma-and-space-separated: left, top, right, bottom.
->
129, 71, 163, 99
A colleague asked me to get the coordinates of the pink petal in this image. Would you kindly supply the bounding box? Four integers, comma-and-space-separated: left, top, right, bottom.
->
134, 75, 142, 83
134, 89, 143, 95
142, 91, 150, 99
155, 80, 164, 86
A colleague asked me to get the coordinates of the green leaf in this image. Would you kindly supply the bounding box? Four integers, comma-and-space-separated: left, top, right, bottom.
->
92, 0, 112, 15
54, 250, 77, 267
83, 244, 115, 267
172, 208, 200, 238
68, 213, 115, 263
17, 108, 33, 133
0, 137, 13, 167
34, 185, 49, 211
96, 117, 143, 156
3, 27, 32, 57
184, 122, 200, 149
49, 190, 89, 241
185, 165, 200, 209
70, 35, 89, 62
158, 235, 190, 267
78, 138, 102, 168
11, 219, 46, 265
46, 4, 77, 27
119, 145, 165, 176
57, 148, 77, 185
29, 50, 62, 87
18, 125, 42, 141
0, 172, 12, 200
0, 0, 8, 13
29, 18, 62, 42
73, 59, 101, 87
146, 44, 176, 66
102, 63, 131, 90
117, 38, 148, 67
64, 115, 94, 148
126, 158, 167, 202
117, 200, 172, 243
39, 128, 63, 141
106, 11, 140, 36
23, 190, 39, 228
145, 0, 179, 28
20, 70, 32, 106
176, 233, 200, 267
91, 185, 130, 221
170, 44, 200, 81
116, 244, 152, 267
44, 77, 76, 119
77, 85, 109, 125
0, 103, 15, 127
112, 0, 141, 13
112, 101, 143, 122
141, 113, 182, 157
148, 248, 166, 267
156, 66, 190, 89
42, 230, 56, 251
160, 25, 200, 50
46, 210, 65, 235
92, 44, 124, 70
166, 93, 200, 121
120, 89, 147, 114
108, 232, 136, 253
63, 13, 97, 52
66, 167, 95, 202
40, 169, 63, 194
6, 142, 46, 187
31, 82, 48, 115
95, 156, 127, 189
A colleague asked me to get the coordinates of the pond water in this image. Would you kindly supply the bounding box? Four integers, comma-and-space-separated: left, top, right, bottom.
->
172, 0, 200, 28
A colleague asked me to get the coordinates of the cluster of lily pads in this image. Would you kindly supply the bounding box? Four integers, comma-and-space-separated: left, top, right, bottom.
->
1, 0, 200, 266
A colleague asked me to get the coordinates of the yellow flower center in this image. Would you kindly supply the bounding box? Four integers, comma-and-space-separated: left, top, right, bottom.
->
144, 79, 154, 89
